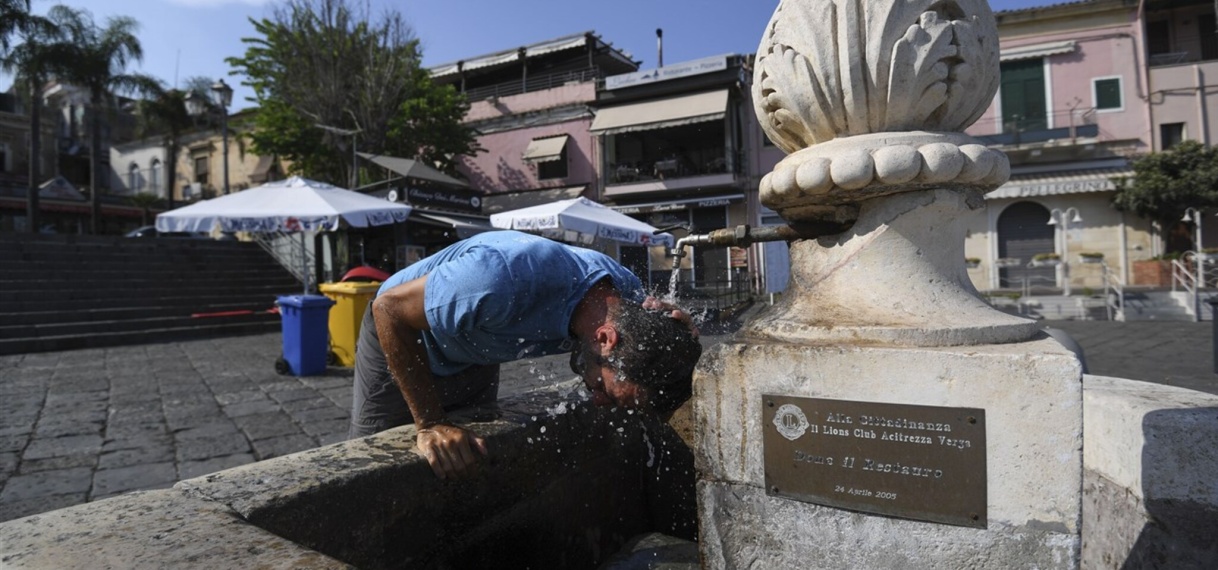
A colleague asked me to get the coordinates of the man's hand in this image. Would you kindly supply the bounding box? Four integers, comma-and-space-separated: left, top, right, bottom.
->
643, 296, 699, 338
416, 423, 488, 479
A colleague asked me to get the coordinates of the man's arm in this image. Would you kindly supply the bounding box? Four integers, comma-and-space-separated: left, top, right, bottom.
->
372, 275, 487, 479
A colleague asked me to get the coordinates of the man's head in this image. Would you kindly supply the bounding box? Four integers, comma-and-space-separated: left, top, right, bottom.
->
572, 301, 702, 415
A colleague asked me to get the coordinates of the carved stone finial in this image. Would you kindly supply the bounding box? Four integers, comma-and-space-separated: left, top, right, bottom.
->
752, 0, 1010, 223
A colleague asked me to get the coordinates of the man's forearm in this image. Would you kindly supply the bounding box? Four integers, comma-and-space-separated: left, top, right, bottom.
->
372, 289, 447, 428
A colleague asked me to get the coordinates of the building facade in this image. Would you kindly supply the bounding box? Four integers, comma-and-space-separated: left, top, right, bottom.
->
963, 0, 1159, 293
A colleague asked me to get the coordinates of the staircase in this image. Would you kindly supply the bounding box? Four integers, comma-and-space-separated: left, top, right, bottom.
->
0, 233, 302, 355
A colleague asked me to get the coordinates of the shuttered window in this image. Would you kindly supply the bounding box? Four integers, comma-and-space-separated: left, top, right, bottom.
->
1094, 77, 1122, 111
1000, 59, 1047, 132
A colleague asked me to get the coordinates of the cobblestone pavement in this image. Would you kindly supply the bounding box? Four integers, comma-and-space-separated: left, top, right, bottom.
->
1, 317, 1212, 522
1045, 319, 1218, 396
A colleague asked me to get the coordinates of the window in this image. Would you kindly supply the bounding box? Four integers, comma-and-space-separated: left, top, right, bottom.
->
0, 143, 8, 173
1093, 77, 1122, 112
194, 155, 209, 185
999, 58, 1047, 132
537, 150, 567, 180
127, 163, 141, 192
1161, 123, 1186, 150
1203, 15, 1218, 60
149, 159, 161, 194
1147, 20, 1171, 56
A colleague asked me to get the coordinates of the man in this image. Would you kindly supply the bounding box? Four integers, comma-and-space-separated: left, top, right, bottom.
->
349, 230, 702, 479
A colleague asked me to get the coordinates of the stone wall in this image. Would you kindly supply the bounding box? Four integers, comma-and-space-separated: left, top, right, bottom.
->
0, 385, 696, 569
1081, 375, 1218, 569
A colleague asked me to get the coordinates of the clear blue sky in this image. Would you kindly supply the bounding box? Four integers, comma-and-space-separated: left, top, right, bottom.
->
18, 0, 1067, 111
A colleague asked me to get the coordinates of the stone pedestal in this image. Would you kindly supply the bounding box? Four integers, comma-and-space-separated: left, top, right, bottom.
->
694, 1, 1085, 566
694, 336, 1083, 569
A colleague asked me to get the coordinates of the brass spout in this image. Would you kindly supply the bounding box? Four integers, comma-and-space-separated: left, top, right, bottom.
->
661, 221, 849, 264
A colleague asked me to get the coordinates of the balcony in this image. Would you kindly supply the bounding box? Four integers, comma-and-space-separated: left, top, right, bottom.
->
973, 108, 1098, 147
462, 68, 604, 102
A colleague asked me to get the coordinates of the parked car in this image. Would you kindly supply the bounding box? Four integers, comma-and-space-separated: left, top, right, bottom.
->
123, 225, 210, 239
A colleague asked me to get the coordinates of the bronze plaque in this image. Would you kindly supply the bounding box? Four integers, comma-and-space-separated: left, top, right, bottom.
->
763, 396, 986, 528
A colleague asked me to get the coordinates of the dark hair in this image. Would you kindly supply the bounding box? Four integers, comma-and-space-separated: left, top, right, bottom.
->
608, 301, 703, 414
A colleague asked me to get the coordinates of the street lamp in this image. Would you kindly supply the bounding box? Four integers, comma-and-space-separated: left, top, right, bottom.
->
1183, 207, 1205, 285
315, 123, 361, 189
1047, 207, 1083, 296
211, 79, 233, 195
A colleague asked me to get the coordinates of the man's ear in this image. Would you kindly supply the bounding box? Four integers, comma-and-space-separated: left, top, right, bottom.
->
594, 324, 619, 355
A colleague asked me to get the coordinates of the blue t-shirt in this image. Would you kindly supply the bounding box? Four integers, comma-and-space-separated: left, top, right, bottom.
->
377, 230, 645, 376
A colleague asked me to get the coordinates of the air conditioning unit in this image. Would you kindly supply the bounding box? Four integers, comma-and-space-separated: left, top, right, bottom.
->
183, 182, 201, 200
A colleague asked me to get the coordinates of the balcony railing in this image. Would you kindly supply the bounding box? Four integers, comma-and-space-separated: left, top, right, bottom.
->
462, 68, 602, 102
973, 107, 1098, 147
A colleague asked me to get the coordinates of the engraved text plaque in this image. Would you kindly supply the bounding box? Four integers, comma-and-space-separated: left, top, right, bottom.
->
763, 396, 987, 528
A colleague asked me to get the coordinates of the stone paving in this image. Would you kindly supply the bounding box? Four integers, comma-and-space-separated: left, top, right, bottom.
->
0, 316, 1213, 523
0, 331, 575, 523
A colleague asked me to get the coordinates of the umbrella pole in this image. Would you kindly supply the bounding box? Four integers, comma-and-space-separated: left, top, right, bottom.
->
300, 232, 308, 295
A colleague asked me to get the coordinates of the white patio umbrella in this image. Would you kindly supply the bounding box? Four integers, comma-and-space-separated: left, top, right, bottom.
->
156, 176, 412, 293
489, 197, 674, 247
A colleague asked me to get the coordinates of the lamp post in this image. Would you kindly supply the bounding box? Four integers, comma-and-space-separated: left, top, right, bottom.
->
1183, 207, 1205, 286
1047, 207, 1083, 296
211, 79, 233, 195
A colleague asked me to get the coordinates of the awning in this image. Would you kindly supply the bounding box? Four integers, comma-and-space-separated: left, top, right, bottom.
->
522, 135, 569, 163
411, 210, 494, 239
357, 152, 469, 188
1000, 40, 1077, 62
590, 90, 729, 135
430, 33, 589, 77
986, 167, 1132, 199
481, 185, 586, 214
39, 176, 86, 201
249, 156, 276, 184
610, 194, 743, 214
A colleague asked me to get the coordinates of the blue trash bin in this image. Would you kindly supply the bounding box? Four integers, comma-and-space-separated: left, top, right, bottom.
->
277, 294, 336, 376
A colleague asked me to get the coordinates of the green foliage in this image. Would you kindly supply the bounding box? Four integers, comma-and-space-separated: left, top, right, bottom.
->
227, 0, 481, 186
127, 191, 162, 225
1112, 140, 1218, 233
1033, 252, 1061, 261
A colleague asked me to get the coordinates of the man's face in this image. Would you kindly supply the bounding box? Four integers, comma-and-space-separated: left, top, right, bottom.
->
571, 348, 647, 408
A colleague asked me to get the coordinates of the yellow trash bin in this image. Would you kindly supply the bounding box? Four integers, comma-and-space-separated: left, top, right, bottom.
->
319, 281, 382, 367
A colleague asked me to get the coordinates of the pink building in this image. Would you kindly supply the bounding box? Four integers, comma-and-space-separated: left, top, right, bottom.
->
430, 33, 638, 213
962, 0, 1155, 293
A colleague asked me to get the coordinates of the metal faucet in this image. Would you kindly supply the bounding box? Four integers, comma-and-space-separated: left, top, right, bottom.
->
656, 221, 851, 271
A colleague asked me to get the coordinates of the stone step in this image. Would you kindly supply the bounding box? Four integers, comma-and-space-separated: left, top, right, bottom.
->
0, 301, 281, 326
0, 284, 301, 306
0, 311, 280, 339
0, 320, 284, 356
0, 276, 300, 294
0, 290, 292, 314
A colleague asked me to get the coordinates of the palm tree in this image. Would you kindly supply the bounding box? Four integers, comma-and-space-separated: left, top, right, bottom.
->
127, 191, 160, 226
0, 0, 66, 233
135, 86, 191, 212
51, 6, 158, 234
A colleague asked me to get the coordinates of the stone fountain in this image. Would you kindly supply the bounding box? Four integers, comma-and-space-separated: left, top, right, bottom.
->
692, 0, 1084, 567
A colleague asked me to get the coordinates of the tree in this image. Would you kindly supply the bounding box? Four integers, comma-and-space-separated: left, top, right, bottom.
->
134, 78, 214, 211
1112, 140, 1218, 252
127, 191, 160, 226
227, 0, 480, 186
52, 6, 158, 234
0, 0, 67, 233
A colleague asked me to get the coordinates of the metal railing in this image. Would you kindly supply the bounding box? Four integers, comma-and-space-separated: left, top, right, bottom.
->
252, 231, 317, 294
673, 273, 753, 315
1101, 262, 1125, 322
463, 68, 602, 102
1171, 258, 1200, 322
